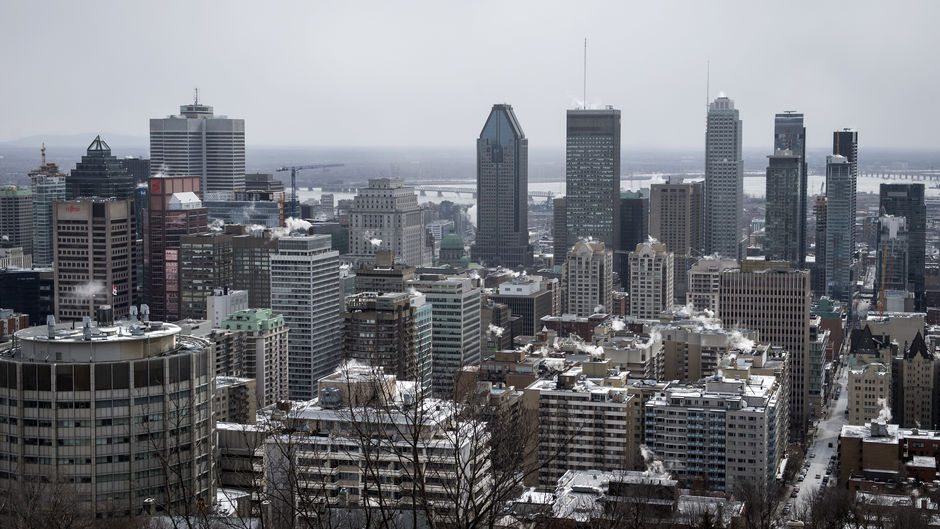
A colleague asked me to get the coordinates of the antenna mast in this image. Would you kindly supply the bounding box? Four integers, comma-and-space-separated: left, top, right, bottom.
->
583, 38, 587, 109
41, 143, 46, 166
194, 87, 199, 105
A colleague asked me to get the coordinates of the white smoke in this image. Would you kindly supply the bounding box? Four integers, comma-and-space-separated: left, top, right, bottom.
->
74, 281, 105, 299
647, 235, 660, 244
368, 238, 383, 247
610, 318, 626, 332
209, 218, 225, 232
593, 304, 606, 314
640, 445, 667, 476
467, 204, 477, 227
285, 217, 312, 234
469, 271, 481, 281
729, 329, 755, 353
247, 224, 265, 234
876, 398, 892, 422
487, 324, 505, 338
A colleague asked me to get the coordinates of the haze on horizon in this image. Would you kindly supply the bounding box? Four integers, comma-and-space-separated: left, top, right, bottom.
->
1, 1, 938, 150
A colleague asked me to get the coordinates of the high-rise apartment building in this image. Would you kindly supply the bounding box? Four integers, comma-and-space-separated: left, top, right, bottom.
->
619, 191, 649, 289
565, 107, 621, 249
221, 308, 290, 407
270, 235, 341, 399
833, 128, 858, 180
473, 104, 531, 267
704, 96, 743, 259
825, 155, 856, 302
145, 175, 209, 322
649, 180, 703, 300
408, 274, 481, 396
66, 136, 135, 201
686, 257, 737, 314
28, 148, 67, 267
628, 241, 675, 319
353, 250, 415, 294
2, 319, 215, 518
764, 150, 804, 267
150, 99, 246, 196
812, 195, 827, 296
553, 197, 567, 269
179, 232, 235, 320
875, 215, 910, 295
719, 260, 811, 438
53, 199, 136, 321
0, 186, 32, 256
342, 291, 432, 392
773, 112, 808, 266
347, 178, 429, 266
564, 240, 613, 317
878, 183, 926, 310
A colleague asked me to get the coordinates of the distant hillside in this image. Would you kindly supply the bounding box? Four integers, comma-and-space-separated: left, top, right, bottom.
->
0, 133, 148, 149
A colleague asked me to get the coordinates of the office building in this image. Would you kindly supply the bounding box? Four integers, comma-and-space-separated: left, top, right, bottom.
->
206, 288, 248, 328
119, 156, 151, 185
28, 148, 67, 267
408, 274, 481, 396
645, 373, 788, 492
473, 104, 531, 267
149, 98, 246, 196
773, 112, 808, 265
552, 196, 567, 268
354, 250, 415, 293
564, 240, 613, 317
825, 155, 856, 302
0, 186, 32, 256
875, 215, 910, 296
347, 178, 429, 266
179, 232, 234, 320
342, 291, 432, 392
145, 175, 209, 322
232, 227, 280, 309
204, 193, 283, 228
524, 361, 641, 488
0, 268, 54, 324
0, 248, 30, 269
270, 235, 341, 399
649, 180, 702, 300
764, 149, 804, 267
719, 260, 811, 438
812, 195, 827, 295
565, 107, 621, 249
878, 183, 926, 310
847, 362, 889, 426
620, 190, 649, 289
66, 136, 135, 201
221, 308, 289, 407
489, 275, 556, 336
2, 318, 215, 518
686, 257, 737, 313
628, 241, 674, 319
704, 96, 743, 258
53, 199, 136, 321
658, 323, 762, 383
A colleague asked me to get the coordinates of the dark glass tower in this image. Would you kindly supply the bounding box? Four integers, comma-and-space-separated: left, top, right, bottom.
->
833, 129, 858, 179
765, 150, 803, 267
619, 191, 649, 290
565, 107, 621, 249
824, 155, 855, 302
878, 183, 926, 310
472, 104, 530, 267
772, 112, 807, 268
66, 136, 136, 200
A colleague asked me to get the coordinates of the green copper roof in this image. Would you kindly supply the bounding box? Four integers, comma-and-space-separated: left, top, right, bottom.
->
221, 308, 285, 331
621, 190, 644, 199
811, 296, 842, 319
440, 232, 464, 250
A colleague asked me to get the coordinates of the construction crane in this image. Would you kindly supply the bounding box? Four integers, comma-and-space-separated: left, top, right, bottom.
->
275, 164, 345, 218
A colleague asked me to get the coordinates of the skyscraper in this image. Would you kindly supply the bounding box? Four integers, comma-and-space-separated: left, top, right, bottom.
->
628, 241, 674, 319
704, 96, 743, 258
649, 179, 703, 300
553, 196, 567, 268
764, 150, 803, 267
149, 98, 246, 196
878, 183, 926, 310
233, 227, 280, 308
833, 128, 858, 180
825, 155, 855, 302
179, 231, 235, 320
270, 235, 341, 399
772, 112, 808, 266
812, 196, 827, 296
473, 104, 531, 267
719, 260, 811, 439
66, 136, 135, 200
565, 107, 621, 249
53, 199, 136, 321
28, 147, 67, 267
619, 191, 649, 289
347, 178, 429, 266
0, 186, 32, 256
145, 175, 209, 322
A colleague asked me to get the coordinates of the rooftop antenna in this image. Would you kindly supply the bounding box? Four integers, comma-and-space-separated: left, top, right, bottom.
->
41, 143, 46, 166
583, 38, 587, 110
194, 87, 199, 106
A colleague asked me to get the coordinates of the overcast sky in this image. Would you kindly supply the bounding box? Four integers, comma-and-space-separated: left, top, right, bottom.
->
1, 1, 938, 150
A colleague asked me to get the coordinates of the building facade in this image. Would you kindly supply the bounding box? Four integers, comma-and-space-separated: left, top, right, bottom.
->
565, 108, 621, 250
704, 96, 743, 259
620, 191, 650, 289
564, 240, 613, 317
270, 235, 341, 399
149, 100, 246, 196
686, 257, 737, 313
825, 155, 856, 302
878, 183, 926, 310
347, 178, 429, 267
764, 150, 804, 268
28, 152, 67, 267
649, 180, 703, 301
66, 136, 135, 201
473, 104, 531, 267
488, 275, 556, 336
0, 186, 32, 257
179, 232, 234, 320
773, 113, 808, 266
629, 241, 675, 319
221, 308, 290, 407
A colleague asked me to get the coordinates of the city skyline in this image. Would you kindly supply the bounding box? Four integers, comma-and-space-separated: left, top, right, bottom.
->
2, 2, 939, 150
